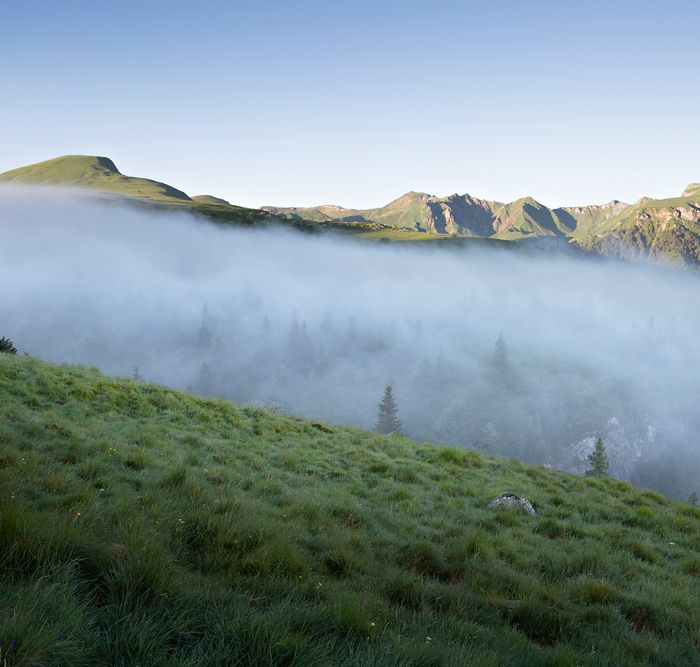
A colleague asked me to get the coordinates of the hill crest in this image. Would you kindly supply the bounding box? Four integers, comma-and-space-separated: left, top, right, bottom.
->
0, 155, 192, 202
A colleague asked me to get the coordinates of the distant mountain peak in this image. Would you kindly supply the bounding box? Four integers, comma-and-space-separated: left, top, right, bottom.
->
507, 195, 544, 209
399, 190, 431, 199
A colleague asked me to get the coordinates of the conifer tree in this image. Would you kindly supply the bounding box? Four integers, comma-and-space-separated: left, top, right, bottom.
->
689, 491, 698, 507
0, 337, 17, 355
585, 437, 609, 476
375, 384, 402, 434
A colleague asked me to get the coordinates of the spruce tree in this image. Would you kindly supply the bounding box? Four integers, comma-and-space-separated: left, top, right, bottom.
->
0, 337, 17, 355
689, 491, 698, 507
585, 437, 609, 476
375, 384, 402, 434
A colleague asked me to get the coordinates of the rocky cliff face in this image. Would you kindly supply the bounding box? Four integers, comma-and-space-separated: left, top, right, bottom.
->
423, 194, 501, 235
576, 193, 700, 266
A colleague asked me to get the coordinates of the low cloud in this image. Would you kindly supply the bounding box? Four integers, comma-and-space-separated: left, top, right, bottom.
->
1, 185, 699, 498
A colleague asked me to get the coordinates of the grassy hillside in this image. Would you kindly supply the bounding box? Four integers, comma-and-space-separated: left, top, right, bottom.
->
0, 155, 377, 234
0, 156, 192, 203
1, 355, 699, 666
0, 156, 322, 232
491, 198, 573, 240
191, 195, 231, 205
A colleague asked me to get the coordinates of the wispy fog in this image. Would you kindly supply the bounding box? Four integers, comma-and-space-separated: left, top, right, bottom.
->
1, 185, 699, 498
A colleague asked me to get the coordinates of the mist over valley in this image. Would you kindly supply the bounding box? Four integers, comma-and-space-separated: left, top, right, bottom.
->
2, 184, 698, 499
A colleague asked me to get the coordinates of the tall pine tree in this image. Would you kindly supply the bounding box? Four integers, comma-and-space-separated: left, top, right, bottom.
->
585, 437, 609, 476
375, 384, 402, 434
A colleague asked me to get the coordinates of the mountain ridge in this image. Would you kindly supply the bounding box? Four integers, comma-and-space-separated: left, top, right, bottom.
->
2, 155, 699, 265
265, 184, 700, 264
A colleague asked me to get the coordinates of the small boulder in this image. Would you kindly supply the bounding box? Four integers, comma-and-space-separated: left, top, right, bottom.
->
487, 492, 536, 516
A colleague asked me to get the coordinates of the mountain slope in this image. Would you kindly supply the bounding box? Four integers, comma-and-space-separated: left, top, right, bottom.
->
0, 155, 192, 202
268, 185, 700, 265
491, 197, 574, 239
558, 200, 631, 238
575, 192, 700, 265
265, 192, 506, 235
0, 155, 299, 229
191, 194, 231, 205
2, 354, 699, 665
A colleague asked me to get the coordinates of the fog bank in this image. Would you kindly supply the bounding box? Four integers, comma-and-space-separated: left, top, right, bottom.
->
1, 185, 699, 499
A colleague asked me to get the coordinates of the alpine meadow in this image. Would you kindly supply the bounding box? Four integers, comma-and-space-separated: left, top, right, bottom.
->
2, 2, 700, 666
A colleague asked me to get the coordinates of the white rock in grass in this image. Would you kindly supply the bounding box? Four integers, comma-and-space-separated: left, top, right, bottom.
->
487, 492, 536, 516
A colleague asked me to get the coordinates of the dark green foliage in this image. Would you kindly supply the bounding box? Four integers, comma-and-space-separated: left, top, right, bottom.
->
0, 336, 17, 354
374, 383, 402, 434
1, 355, 699, 666
586, 437, 609, 476
689, 491, 698, 506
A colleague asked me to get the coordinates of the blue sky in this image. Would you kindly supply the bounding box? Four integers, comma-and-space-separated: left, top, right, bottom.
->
1, 0, 698, 208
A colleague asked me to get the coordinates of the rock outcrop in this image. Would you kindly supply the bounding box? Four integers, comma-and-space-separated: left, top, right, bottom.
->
487, 492, 536, 516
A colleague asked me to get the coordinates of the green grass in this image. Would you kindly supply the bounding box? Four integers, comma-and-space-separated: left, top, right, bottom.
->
191, 195, 231, 205
1, 355, 699, 665
0, 155, 192, 203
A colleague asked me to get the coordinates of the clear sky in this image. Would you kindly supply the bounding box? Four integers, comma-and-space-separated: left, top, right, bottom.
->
1, 0, 698, 209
